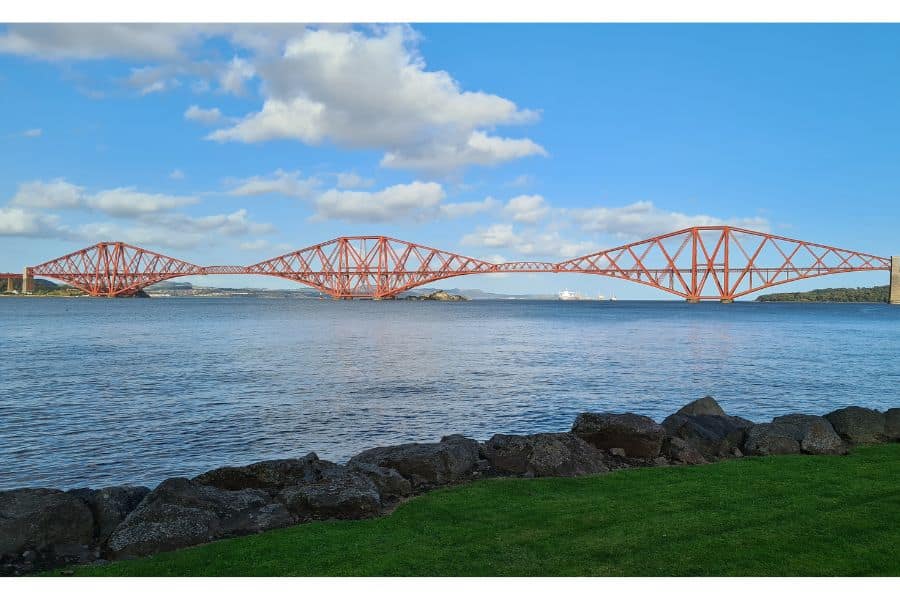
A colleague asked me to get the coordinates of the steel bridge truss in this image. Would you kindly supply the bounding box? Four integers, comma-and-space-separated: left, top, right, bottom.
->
26, 227, 891, 300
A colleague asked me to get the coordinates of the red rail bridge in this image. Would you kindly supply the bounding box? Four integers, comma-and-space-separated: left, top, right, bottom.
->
21, 226, 898, 302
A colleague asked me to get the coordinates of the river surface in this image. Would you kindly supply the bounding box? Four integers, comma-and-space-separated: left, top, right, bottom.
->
1, 297, 898, 490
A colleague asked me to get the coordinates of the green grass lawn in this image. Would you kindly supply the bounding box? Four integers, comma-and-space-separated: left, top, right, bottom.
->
69, 445, 900, 576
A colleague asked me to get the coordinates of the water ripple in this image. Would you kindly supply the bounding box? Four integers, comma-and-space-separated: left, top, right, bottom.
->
1, 298, 898, 490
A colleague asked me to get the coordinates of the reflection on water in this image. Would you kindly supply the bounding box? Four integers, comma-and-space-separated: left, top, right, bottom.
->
1, 298, 898, 489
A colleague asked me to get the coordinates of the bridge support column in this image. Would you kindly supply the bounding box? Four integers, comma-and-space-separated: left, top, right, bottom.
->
22, 267, 33, 294
686, 298, 700, 304
5, 277, 13, 293
720, 298, 734, 304
891, 257, 900, 305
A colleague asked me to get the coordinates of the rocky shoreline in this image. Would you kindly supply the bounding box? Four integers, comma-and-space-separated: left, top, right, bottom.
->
2, 397, 898, 576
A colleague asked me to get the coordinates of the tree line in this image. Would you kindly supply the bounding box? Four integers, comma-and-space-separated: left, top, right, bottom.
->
756, 285, 889, 303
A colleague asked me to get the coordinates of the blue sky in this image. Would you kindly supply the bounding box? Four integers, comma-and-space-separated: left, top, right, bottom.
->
1, 23, 897, 297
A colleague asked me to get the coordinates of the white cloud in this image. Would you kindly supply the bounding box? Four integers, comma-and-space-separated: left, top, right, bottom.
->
11, 180, 84, 209
336, 172, 375, 190
239, 239, 270, 251
504, 194, 549, 224
461, 223, 520, 249
571, 201, 769, 238
184, 105, 224, 124
0, 24, 202, 61
219, 56, 255, 95
226, 169, 320, 199
9, 179, 197, 218
0, 206, 64, 237
461, 223, 596, 259
312, 181, 445, 223
74, 209, 275, 250
173, 209, 275, 236
85, 188, 198, 218
1, 25, 545, 173
504, 174, 534, 188
439, 196, 500, 219
169, 169, 185, 180
23, 128, 42, 137
208, 27, 544, 173
127, 65, 180, 95
380, 131, 547, 172
1, 178, 275, 250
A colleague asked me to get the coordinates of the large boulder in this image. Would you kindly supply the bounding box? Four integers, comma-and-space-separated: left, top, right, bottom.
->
771, 414, 848, 455
743, 423, 801, 456
348, 434, 480, 489
661, 436, 707, 465
571, 412, 665, 458
348, 462, 412, 500
883, 408, 900, 442
68, 486, 150, 543
825, 406, 886, 445
675, 396, 727, 417
662, 404, 754, 460
193, 453, 328, 492
106, 478, 293, 558
0, 488, 95, 561
277, 470, 381, 520
481, 432, 610, 477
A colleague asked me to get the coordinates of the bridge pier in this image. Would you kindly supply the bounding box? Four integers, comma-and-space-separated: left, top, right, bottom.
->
686, 298, 700, 304
891, 257, 900, 305
22, 267, 33, 294
720, 298, 734, 304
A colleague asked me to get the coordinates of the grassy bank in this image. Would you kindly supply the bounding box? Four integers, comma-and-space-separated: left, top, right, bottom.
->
69, 445, 900, 576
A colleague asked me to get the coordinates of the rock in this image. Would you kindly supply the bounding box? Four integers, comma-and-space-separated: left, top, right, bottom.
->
106, 478, 294, 558
348, 462, 412, 499
771, 414, 848, 455
662, 413, 754, 460
481, 432, 610, 477
675, 396, 727, 417
277, 470, 381, 520
883, 408, 900, 442
68, 486, 150, 543
407, 290, 467, 301
571, 412, 665, 458
608, 447, 627, 458
0, 488, 94, 559
196, 453, 400, 520
193, 453, 328, 492
348, 435, 480, 489
661, 437, 707, 465
743, 423, 801, 456
825, 406, 886, 445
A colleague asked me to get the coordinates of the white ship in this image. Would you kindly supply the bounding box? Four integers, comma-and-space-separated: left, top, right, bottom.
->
558, 289, 579, 301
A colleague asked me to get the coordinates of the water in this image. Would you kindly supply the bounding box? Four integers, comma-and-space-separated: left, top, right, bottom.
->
1, 297, 898, 491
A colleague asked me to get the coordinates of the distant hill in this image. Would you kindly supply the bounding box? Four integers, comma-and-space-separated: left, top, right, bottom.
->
402, 287, 553, 300
756, 285, 888, 303
144, 282, 552, 300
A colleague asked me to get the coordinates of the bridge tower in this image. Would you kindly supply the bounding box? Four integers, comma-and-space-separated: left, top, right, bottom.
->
891, 257, 900, 305
22, 267, 33, 294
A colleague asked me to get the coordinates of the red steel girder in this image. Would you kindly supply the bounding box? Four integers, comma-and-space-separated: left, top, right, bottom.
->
246, 236, 495, 298
26, 227, 891, 299
557, 226, 891, 301
30, 242, 206, 297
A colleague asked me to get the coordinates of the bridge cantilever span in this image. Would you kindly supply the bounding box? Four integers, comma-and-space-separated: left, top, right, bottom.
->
245, 236, 496, 299
556, 226, 892, 302
23, 227, 897, 302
